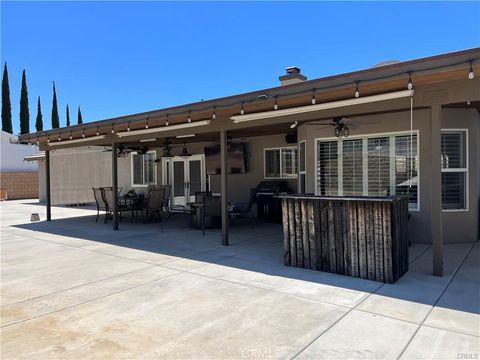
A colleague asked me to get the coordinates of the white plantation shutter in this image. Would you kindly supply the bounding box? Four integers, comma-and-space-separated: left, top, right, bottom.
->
441, 131, 467, 210
132, 152, 156, 185
281, 148, 297, 178
317, 141, 338, 195
342, 139, 363, 196
395, 135, 418, 209
367, 137, 390, 196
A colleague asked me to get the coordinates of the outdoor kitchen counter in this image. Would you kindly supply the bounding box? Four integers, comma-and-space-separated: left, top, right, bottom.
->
277, 194, 409, 283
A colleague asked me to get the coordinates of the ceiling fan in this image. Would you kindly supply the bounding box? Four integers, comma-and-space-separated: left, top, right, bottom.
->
311, 117, 354, 138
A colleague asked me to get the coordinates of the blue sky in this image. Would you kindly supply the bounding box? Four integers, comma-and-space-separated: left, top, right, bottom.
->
2, 1, 479, 133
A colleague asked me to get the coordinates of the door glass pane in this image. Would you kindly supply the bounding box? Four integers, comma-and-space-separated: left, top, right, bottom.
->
189, 160, 202, 197
367, 137, 390, 196
342, 139, 363, 196
317, 141, 338, 195
173, 161, 184, 197
132, 154, 143, 185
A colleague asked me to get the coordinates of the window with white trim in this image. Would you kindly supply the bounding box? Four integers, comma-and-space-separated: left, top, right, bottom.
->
264, 147, 297, 179
131, 151, 156, 186
316, 132, 419, 210
441, 130, 467, 210
298, 141, 306, 193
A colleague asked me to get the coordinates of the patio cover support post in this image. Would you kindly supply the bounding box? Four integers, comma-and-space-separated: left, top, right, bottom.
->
45, 149, 51, 221
220, 130, 229, 246
430, 104, 443, 276
112, 143, 119, 231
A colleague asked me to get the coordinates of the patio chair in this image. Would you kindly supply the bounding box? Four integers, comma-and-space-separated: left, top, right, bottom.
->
102, 188, 133, 223
144, 188, 166, 223
229, 192, 257, 228
92, 187, 108, 222
195, 191, 212, 203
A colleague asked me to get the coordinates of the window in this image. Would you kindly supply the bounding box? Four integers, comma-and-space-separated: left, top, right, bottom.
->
131, 152, 156, 186
316, 132, 419, 210
441, 130, 467, 210
264, 147, 297, 179
298, 141, 306, 193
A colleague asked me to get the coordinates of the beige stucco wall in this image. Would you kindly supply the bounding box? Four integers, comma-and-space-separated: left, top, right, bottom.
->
297, 107, 479, 244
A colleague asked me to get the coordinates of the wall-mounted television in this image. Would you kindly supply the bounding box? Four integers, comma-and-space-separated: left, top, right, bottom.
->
204, 143, 247, 175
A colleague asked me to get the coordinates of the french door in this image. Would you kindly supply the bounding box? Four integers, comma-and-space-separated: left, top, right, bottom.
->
162, 155, 205, 206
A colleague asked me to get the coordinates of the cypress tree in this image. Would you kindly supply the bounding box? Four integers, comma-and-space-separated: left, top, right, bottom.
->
77, 106, 83, 124
19, 69, 30, 134
51, 82, 59, 128
35, 96, 43, 132
66, 104, 70, 126
1, 62, 12, 134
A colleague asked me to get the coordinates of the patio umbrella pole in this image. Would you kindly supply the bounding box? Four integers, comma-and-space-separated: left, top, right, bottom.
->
112, 142, 119, 230
220, 130, 229, 246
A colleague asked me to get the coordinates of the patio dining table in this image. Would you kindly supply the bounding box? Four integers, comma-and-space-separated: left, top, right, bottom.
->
187, 201, 222, 229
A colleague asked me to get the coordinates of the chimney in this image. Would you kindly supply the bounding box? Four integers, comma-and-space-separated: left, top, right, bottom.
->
279, 66, 307, 85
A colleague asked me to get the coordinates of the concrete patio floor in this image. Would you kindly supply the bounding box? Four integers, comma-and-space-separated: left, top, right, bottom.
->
1, 200, 479, 359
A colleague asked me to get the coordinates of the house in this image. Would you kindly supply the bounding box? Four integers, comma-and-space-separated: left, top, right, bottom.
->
19, 48, 480, 277
0, 130, 39, 200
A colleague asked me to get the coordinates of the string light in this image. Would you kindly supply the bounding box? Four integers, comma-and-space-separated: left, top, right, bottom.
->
468, 61, 475, 79
407, 73, 413, 90
311, 89, 316, 104
166, 114, 169, 126
127, 122, 130, 131
96, 127, 99, 136
187, 111, 191, 123
111, 125, 115, 133
240, 102, 245, 115
354, 82, 360, 98
69, 132, 72, 140
82, 130, 85, 138
47, 138, 50, 143
274, 97, 278, 110
212, 107, 216, 119
145, 119, 149, 129
58, 134, 61, 141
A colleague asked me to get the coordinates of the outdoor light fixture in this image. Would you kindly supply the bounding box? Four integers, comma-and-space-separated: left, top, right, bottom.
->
176, 134, 196, 139
69, 133, 72, 140
311, 90, 317, 105
166, 114, 169, 126
180, 143, 192, 158
354, 82, 360, 98
188, 111, 192, 123
127, 122, 131, 131
140, 138, 157, 143
274, 97, 278, 110
82, 131, 85, 138
145, 120, 149, 129
407, 73, 413, 90
58, 134, 61, 141
212, 107, 216, 119
96, 127, 100, 136
468, 61, 475, 79
111, 126, 115, 134
290, 121, 298, 129
231, 90, 414, 123
240, 102, 245, 115
117, 119, 211, 137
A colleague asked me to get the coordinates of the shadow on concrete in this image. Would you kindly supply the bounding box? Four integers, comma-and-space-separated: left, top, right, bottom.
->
13, 211, 479, 315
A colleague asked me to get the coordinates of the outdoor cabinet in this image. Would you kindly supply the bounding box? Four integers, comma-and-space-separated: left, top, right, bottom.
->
278, 195, 409, 283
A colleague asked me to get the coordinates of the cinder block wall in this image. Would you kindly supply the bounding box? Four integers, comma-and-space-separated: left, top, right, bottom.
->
0, 171, 39, 200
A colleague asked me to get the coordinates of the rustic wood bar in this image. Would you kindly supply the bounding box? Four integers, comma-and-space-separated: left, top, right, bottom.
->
278, 195, 409, 283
